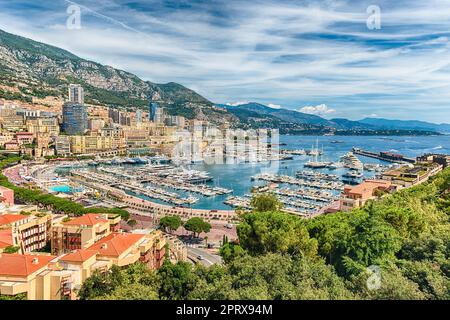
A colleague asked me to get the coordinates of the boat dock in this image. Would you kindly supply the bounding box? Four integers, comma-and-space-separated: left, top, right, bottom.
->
352, 148, 415, 163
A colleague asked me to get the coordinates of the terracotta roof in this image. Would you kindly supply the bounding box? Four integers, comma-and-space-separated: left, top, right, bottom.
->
0, 254, 56, 277
88, 233, 145, 257
63, 214, 108, 226
345, 180, 391, 196
60, 249, 97, 263
0, 214, 28, 227
0, 229, 13, 249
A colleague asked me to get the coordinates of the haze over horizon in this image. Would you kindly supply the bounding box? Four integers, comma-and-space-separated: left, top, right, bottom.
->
0, 0, 449, 123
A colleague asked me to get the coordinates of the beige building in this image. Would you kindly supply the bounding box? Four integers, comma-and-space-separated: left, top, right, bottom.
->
51, 213, 121, 256
25, 117, 59, 136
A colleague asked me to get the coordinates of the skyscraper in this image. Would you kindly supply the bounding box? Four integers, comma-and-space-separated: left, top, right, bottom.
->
62, 102, 88, 135
136, 109, 142, 124
149, 102, 158, 122
68, 84, 84, 104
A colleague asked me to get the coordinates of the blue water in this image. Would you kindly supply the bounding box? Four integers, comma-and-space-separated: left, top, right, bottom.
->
49, 185, 84, 194
143, 135, 450, 210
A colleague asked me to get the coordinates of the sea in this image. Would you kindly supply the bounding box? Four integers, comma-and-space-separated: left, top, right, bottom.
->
142, 135, 450, 210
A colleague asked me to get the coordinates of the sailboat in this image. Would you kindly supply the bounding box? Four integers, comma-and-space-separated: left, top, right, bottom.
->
304, 139, 331, 169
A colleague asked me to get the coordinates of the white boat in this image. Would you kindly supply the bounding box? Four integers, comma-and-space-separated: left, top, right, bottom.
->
340, 152, 363, 170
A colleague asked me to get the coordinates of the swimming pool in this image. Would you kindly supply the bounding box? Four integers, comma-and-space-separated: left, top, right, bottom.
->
49, 185, 83, 194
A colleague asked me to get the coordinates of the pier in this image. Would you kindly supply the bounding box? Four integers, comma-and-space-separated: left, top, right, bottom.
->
352, 148, 415, 164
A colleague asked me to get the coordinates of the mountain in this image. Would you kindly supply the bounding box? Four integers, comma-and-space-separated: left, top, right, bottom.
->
359, 118, 450, 134
0, 29, 234, 124
221, 102, 442, 135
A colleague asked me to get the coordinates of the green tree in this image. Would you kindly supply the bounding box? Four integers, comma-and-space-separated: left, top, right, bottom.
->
237, 210, 318, 257
250, 193, 283, 212
184, 217, 211, 238
219, 242, 246, 264
159, 216, 182, 233
157, 262, 199, 300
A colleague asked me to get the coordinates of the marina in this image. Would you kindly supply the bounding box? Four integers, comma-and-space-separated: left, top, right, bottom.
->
18, 135, 450, 216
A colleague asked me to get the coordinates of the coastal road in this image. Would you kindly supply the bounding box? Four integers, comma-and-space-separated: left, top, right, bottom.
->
187, 247, 223, 267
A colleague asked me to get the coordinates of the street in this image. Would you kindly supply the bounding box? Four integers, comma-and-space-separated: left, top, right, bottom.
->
187, 247, 223, 267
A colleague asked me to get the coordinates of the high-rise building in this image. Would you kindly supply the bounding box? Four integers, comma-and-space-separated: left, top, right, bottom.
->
62, 102, 88, 135
68, 84, 84, 104
136, 109, 142, 124
149, 102, 158, 122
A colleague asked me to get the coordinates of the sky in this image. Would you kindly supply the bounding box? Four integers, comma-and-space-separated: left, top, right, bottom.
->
0, 0, 450, 123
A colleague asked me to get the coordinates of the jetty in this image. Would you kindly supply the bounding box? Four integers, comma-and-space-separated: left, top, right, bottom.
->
352, 148, 415, 164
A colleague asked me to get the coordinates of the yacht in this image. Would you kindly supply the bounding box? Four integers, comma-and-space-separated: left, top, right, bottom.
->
342, 171, 363, 185
340, 152, 363, 170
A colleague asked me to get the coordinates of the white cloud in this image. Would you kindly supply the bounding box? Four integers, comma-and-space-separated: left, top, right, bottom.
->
267, 103, 282, 109
299, 104, 336, 116
226, 101, 249, 106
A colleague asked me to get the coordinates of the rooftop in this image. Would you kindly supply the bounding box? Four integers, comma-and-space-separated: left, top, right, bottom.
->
60, 249, 97, 263
63, 213, 108, 226
0, 253, 56, 277
344, 180, 392, 196
0, 229, 13, 249
88, 232, 145, 257
0, 214, 29, 227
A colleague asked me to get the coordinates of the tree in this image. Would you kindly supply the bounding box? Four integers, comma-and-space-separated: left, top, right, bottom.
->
159, 216, 182, 233
157, 262, 199, 300
184, 217, 211, 238
237, 210, 318, 258
219, 242, 246, 264
3, 246, 20, 254
250, 193, 283, 212
127, 219, 137, 228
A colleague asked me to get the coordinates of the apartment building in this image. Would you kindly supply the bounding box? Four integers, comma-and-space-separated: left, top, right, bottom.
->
55, 136, 71, 156
50, 213, 121, 255
0, 228, 168, 300
0, 212, 52, 254
340, 180, 393, 211
25, 117, 60, 136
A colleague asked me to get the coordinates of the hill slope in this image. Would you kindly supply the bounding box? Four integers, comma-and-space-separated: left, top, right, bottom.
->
0, 29, 234, 124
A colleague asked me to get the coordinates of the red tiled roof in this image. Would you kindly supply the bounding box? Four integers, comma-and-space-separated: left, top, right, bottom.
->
0, 214, 28, 227
88, 233, 145, 257
60, 249, 97, 263
63, 214, 108, 226
0, 229, 13, 249
0, 254, 56, 277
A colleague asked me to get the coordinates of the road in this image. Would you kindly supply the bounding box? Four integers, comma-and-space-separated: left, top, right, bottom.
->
187, 247, 223, 267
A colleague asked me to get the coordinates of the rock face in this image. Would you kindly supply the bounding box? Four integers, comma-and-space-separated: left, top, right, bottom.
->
0, 29, 236, 125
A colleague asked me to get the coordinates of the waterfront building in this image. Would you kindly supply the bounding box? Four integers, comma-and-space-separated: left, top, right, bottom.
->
55, 136, 71, 156
340, 180, 393, 211
101, 126, 126, 150
417, 153, 450, 168
68, 135, 113, 154
68, 84, 84, 104
62, 102, 88, 135
380, 162, 443, 188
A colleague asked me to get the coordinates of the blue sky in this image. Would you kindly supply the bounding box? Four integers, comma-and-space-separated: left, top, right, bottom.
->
0, 0, 450, 123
